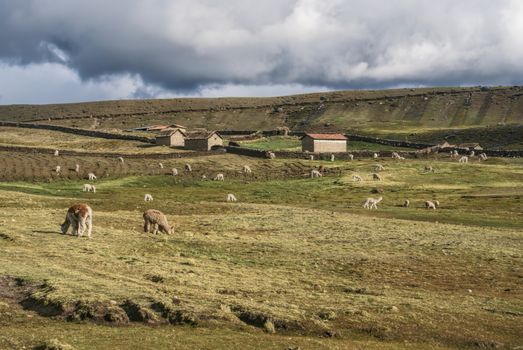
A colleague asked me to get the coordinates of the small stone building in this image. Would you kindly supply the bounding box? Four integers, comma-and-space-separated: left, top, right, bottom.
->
185, 131, 223, 151
155, 128, 187, 147
301, 133, 348, 153
458, 143, 483, 150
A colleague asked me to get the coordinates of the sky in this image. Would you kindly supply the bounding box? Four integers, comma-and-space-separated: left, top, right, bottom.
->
1, 0, 523, 104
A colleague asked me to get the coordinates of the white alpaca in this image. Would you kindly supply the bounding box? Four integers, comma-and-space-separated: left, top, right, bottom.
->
267, 151, 276, 159
75, 164, 80, 173
61, 203, 93, 238
87, 172, 97, 180
352, 174, 362, 182
201, 175, 207, 180
330, 154, 335, 162
144, 193, 153, 201
227, 193, 237, 202
392, 152, 400, 159
458, 156, 468, 163
309, 155, 314, 161
403, 199, 410, 207
171, 168, 178, 176
243, 165, 252, 174
373, 153, 379, 159
82, 184, 96, 193
159, 162, 164, 169
54, 150, 59, 156
214, 173, 224, 181
185, 163, 192, 172
374, 164, 384, 172
372, 173, 382, 181
451, 150, 459, 159
118, 156, 124, 164
348, 154, 354, 160
425, 200, 438, 210
311, 169, 322, 178
479, 153, 488, 161
55, 165, 61, 173
363, 196, 383, 210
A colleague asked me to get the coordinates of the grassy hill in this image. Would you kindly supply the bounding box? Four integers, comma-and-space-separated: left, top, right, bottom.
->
1, 87, 522, 133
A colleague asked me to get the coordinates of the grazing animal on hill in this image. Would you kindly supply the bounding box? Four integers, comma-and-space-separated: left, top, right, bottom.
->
143, 209, 173, 234
425, 200, 439, 210
392, 152, 403, 160
363, 196, 383, 210
185, 163, 192, 172
118, 156, 124, 164
373, 153, 379, 159
61, 203, 93, 238
311, 169, 322, 178
352, 174, 362, 182
374, 164, 385, 172
54, 150, 59, 156
330, 154, 335, 162
243, 165, 252, 174
403, 199, 410, 207
82, 184, 96, 193
144, 194, 153, 201
458, 156, 468, 163
451, 150, 459, 159
201, 175, 207, 180
75, 164, 80, 173
227, 193, 237, 202
348, 154, 354, 160
424, 165, 434, 172
214, 173, 224, 181
479, 153, 488, 161
469, 151, 475, 157
267, 151, 276, 159
55, 165, 61, 173
372, 173, 382, 181
309, 155, 314, 161
159, 162, 164, 169
171, 168, 178, 176
87, 172, 97, 180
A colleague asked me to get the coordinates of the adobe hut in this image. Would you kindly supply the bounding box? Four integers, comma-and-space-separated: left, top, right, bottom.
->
458, 143, 483, 151
301, 133, 348, 153
155, 128, 187, 147
185, 131, 223, 151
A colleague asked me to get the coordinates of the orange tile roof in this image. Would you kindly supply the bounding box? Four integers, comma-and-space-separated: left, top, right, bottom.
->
304, 133, 348, 140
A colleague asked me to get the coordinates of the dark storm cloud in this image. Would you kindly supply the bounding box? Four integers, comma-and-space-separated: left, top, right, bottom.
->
1, 0, 523, 101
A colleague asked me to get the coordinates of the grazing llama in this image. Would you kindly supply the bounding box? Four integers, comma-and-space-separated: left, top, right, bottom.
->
348, 154, 354, 160
425, 200, 438, 210
55, 165, 61, 173
61, 203, 93, 238
458, 156, 468, 163
311, 169, 322, 178
373, 153, 379, 159
372, 173, 382, 181
309, 155, 314, 161
87, 172, 97, 180
143, 209, 173, 234
352, 174, 362, 182
171, 168, 178, 176
227, 193, 237, 202
363, 197, 383, 210
185, 163, 192, 172
243, 165, 252, 174
330, 154, 335, 162
267, 151, 276, 159
479, 153, 488, 161
201, 174, 207, 180
214, 173, 224, 181
54, 150, 59, 156
144, 194, 153, 201
159, 162, 164, 169
82, 184, 96, 193
403, 199, 410, 207
374, 164, 385, 172
118, 156, 125, 164
424, 165, 434, 172
75, 164, 80, 173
